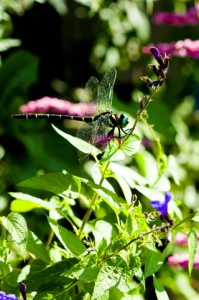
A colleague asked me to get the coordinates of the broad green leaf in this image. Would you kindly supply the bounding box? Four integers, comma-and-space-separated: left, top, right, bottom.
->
133, 184, 164, 201
48, 217, 86, 256
153, 275, 169, 300
25, 258, 78, 292
110, 163, 148, 186
188, 227, 198, 275
93, 220, 116, 247
167, 155, 180, 185
0, 261, 12, 278
112, 172, 132, 204
79, 265, 100, 281
1, 212, 28, 255
81, 177, 125, 214
27, 230, 50, 264
92, 266, 121, 299
143, 249, 163, 278
52, 124, 101, 159
120, 134, 141, 156
18, 172, 80, 199
100, 139, 125, 162
10, 192, 56, 212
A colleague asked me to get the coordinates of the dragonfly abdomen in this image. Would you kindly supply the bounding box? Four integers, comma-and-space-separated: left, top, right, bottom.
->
11, 113, 95, 123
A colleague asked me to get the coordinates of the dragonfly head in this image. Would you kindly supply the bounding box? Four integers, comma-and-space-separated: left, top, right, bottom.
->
119, 114, 129, 128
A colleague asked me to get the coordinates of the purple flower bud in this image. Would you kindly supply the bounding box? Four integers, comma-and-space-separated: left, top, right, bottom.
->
150, 47, 161, 60
19, 283, 27, 300
150, 192, 171, 216
150, 47, 166, 68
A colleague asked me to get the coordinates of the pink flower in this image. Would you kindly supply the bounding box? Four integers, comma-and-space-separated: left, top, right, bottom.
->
153, 5, 199, 26
168, 253, 199, 268
19, 97, 96, 116
143, 39, 199, 59
174, 232, 188, 246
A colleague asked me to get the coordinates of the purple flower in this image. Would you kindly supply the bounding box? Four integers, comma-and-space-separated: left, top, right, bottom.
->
150, 192, 171, 216
0, 291, 20, 299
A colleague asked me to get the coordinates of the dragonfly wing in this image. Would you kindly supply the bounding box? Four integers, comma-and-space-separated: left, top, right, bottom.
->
98, 68, 117, 113
76, 118, 109, 162
85, 76, 99, 111
76, 122, 95, 162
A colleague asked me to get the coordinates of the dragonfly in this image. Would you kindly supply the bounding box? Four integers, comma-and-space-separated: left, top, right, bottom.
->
11, 68, 129, 160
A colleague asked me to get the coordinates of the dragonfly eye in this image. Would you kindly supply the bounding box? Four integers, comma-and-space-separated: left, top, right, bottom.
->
119, 114, 129, 128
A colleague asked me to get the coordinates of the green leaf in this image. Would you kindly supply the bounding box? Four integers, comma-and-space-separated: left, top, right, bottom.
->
52, 124, 101, 159
112, 171, 132, 204
191, 210, 199, 222
120, 134, 141, 156
1, 212, 28, 255
110, 163, 148, 186
188, 227, 198, 275
0, 38, 21, 52
26, 258, 78, 292
27, 230, 50, 264
133, 184, 164, 201
153, 275, 170, 300
48, 217, 86, 257
10, 192, 56, 212
81, 177, 125, 215
18, 172, 80, 199
143, 249, 163, 278
100, 139, 125, 162
92, 266, 121, 299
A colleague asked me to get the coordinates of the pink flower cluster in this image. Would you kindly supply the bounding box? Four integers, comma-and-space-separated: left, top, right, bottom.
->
153, 4, 199, 26
143, 39, 199, 58
168, 253, 199, 268
19, 97, 96, 116
168, 232, 199, 269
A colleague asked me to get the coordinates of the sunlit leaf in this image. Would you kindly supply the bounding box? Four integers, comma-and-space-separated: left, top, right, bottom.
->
143, 249, 163, 278
27, 230, 50, 263
18, 172, 80, 199
121, 134, 141, 156
153, 275, 170, 300
1, 212, 28, 255
48, 217, 86, 256
10, 192, 56, 212
100, 138, 125, 162
188, 227, 198, 275
52, 124, 101, 160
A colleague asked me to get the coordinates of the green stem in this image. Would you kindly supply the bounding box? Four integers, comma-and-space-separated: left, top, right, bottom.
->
122, 88, 159, 145
99, 223, 170, 262
78, 161, 110, 239
45, 229, 54, 250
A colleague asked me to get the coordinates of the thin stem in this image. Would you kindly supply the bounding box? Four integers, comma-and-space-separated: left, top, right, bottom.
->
99, 223, 170, 262
45, 229, 55, 250
122, 88, 159, 145
78, 161, 110, 239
